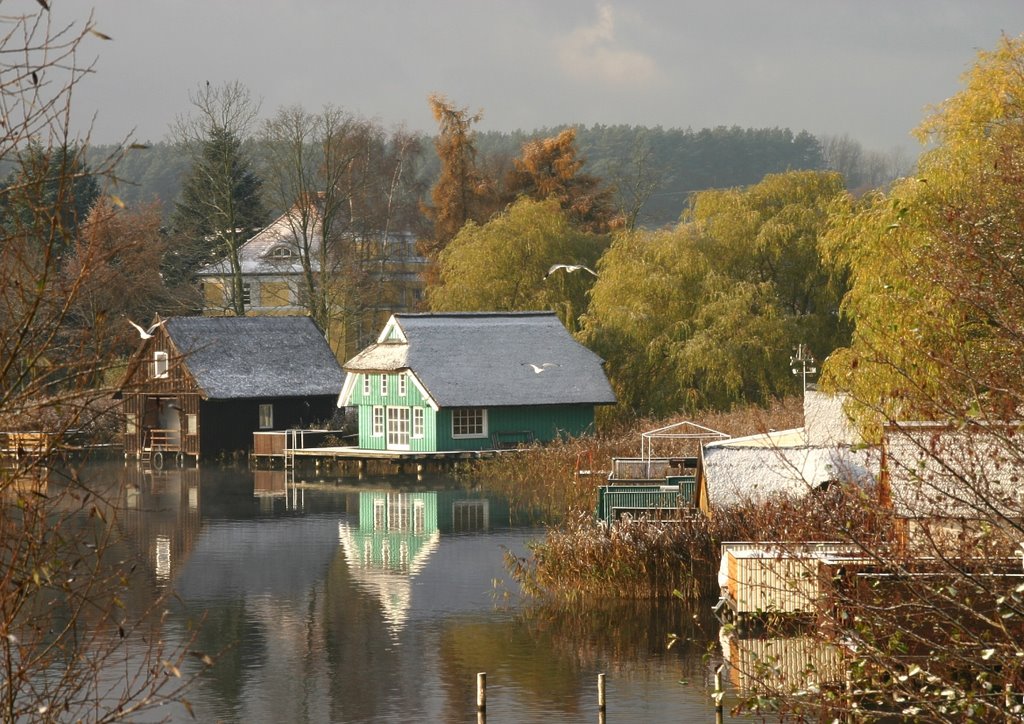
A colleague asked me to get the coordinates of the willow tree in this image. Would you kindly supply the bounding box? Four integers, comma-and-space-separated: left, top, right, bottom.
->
427, 197, 605, 331
821, 34, 1024, 429
582, 170, 848, 416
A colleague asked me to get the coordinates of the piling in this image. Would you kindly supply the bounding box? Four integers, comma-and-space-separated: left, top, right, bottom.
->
477, 672, 486, 712
714, 664, 724, 724
597, 673, 606, 712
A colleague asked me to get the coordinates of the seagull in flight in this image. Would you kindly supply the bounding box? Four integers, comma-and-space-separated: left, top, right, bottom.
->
524, 362, 559, 374
128, 318, 165, 339
545, 263, 597, 279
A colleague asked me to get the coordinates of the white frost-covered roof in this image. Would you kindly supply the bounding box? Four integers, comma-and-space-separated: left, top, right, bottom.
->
884, 424, 1024, 519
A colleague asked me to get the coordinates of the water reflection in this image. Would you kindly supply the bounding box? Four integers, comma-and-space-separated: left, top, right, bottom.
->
79, 461, 748, 722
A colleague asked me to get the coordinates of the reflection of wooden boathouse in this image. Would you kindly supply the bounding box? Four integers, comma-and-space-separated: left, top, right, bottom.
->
117, 316, 344, 465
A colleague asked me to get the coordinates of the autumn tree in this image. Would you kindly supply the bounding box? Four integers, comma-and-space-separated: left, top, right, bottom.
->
504, 127, 619, 233
169, 81, 266, 313
0, 5, 202, 720
427, 197, 606, 331
420, 94, 496, 277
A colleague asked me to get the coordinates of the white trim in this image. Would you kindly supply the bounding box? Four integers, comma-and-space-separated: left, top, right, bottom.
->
362, 374, 371, 397
412, 407, 424, 438
376, 314, 406, 343
406, 370, 439, 411
153, 350, 169, 379
337, 372, 359, 407
380, 374, 389, 396
372, 406, 385, 437
398, 372, 407, 397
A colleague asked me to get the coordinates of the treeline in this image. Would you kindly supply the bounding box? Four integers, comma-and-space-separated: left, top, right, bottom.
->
88, 123, 909, 228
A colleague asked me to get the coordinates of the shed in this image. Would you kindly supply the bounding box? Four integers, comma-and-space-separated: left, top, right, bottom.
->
118, 316, 344, 462
336, 312, 616, 452
695, 390, 880, 515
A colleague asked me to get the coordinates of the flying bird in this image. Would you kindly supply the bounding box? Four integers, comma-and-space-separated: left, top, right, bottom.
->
523, 362, 559, 374
545, 263, 597, 279
128, 318, 165, 339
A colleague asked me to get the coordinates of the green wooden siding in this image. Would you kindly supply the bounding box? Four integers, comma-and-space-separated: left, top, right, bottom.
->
350, 372, 597, 451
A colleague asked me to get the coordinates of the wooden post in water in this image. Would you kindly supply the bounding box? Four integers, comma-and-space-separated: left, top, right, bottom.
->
597, 673, 606, 712
477, 672, 486, 712
714, 664, 724, 724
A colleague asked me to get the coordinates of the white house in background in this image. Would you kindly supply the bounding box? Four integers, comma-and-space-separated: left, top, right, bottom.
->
695, 389, 881, 515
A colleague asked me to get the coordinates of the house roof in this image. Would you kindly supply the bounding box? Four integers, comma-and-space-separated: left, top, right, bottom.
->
164, 316, 344, 400
883, 425, 1024, 519
195, 204, 323, 277
702, 443, 880, 509
340, 312, 616, 408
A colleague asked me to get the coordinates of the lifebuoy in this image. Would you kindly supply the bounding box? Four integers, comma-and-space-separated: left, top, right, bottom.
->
152, 451, 164, 469
175, 452, 185, 467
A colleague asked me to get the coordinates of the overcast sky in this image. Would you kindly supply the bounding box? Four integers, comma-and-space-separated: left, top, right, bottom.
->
62, 1, 1024, 151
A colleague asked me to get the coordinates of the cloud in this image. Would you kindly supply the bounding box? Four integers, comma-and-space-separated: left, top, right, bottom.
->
557, 4, 661, 88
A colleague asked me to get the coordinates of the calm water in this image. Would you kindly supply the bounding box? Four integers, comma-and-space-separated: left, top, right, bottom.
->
79, 461, 754, 723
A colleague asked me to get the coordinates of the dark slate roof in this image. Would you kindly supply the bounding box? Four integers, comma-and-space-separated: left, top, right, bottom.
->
165, 316, 344, 400
344, 312, 616, 408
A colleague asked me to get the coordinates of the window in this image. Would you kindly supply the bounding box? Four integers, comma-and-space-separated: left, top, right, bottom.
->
126, 413, 137, 435
412, 407, 424, 438
259, 404, 274, 430
380, 374, 389, 396
451, 408, 487, 439
270, 246, 293, 259
153, 351, 169, 379
242, 282, 252, 306
187, 414, 198, 436
372, 406, 384, 436
362, 374, 372, 397
398, 373, 407, 397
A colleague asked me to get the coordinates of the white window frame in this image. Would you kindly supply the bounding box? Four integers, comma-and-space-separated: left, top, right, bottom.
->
242, 282, 252, 306
362, 374, 372, 398
372, 406, 385, 437
451, 408, 488, 439
259, 404, 274, 430
153, 350, 169, 379
398, 372, 407, 397
412, 407, 424, 439
380, 374, 389, 397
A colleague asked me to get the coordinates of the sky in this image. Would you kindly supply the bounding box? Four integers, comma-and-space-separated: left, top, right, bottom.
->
56, 0, 1024, 152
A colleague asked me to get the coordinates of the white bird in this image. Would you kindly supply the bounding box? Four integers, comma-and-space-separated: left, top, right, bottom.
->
128, 318, 165, 339
545, 263, 597, 279
524, 362, 559, 374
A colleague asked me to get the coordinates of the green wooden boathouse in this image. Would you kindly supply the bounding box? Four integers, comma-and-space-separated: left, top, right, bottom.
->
337, 312, 616, 452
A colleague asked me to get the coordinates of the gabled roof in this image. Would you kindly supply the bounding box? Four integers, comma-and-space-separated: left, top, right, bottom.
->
196, 204, 323, 277
883, 424, 1024, 519
164, 316, 344, 400
340, 312, 616, 408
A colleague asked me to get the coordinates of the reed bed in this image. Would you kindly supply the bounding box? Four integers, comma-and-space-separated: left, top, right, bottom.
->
505, 511, 721, 602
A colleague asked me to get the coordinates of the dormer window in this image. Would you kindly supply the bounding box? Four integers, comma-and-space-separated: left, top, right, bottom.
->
269, 246, 293, 259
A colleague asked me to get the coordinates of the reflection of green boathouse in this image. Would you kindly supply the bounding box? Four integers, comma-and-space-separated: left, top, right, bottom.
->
337, 490, 508, 633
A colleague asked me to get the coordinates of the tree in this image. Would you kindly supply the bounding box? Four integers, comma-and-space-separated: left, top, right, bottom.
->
582, 170, 849, 416
419, 94, 495, 277
259, 105, 426, 355
504, 127, 620, 233
169, 82, 266, 314
0, 5, 202, 720
427, 197, 605, 332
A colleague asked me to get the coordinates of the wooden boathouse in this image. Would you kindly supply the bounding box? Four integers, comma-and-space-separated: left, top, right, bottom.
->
117, 316, 344, 465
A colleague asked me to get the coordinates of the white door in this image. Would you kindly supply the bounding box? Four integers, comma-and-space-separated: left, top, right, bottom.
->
386, 407, 410, 450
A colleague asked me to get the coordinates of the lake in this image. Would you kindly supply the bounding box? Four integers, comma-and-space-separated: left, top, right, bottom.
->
72, 460, 755, 722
